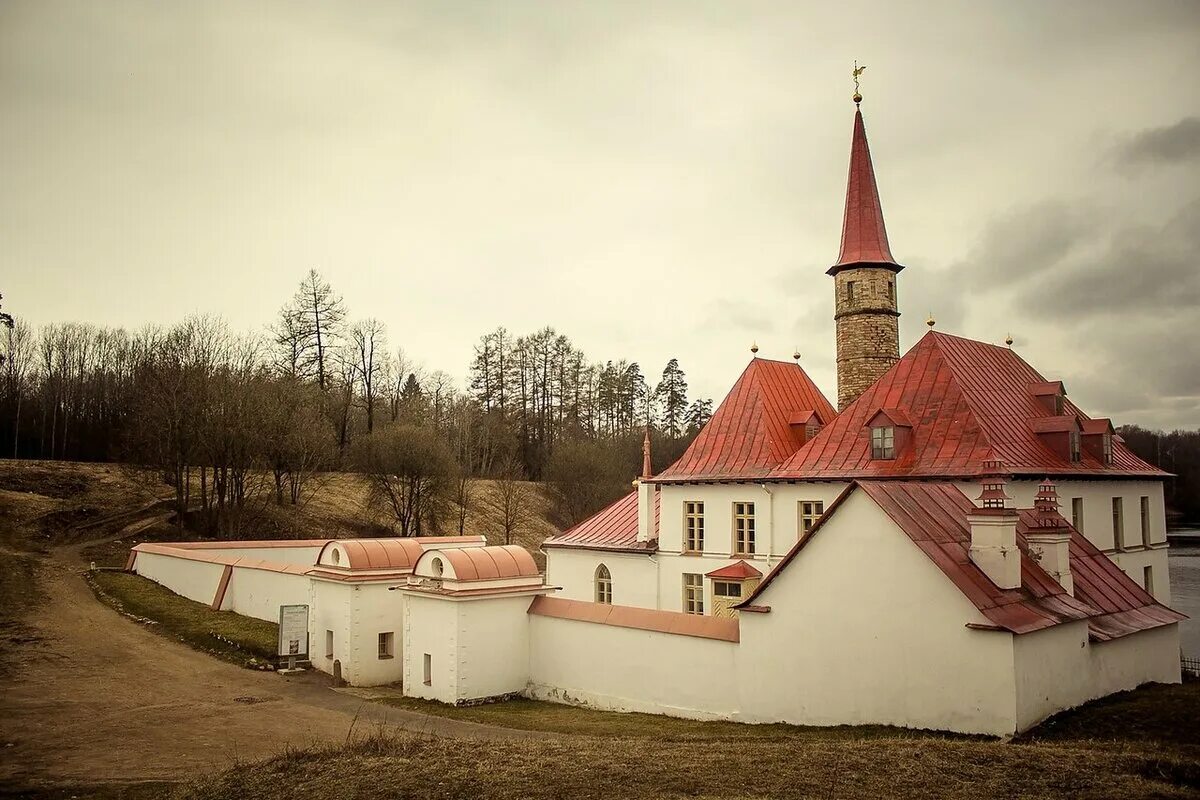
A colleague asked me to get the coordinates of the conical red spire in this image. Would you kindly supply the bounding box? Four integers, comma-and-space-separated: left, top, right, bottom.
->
828, 107, 902, 275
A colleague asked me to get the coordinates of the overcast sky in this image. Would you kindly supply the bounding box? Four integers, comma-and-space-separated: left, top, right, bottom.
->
3, 1, 1199, 429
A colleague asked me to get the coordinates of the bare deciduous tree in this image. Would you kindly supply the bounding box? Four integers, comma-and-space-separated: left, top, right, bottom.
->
352, 425, 456, 536
480, 455, 535, 545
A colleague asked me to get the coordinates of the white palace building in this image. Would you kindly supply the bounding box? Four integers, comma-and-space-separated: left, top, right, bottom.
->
128, 97, 1184, 736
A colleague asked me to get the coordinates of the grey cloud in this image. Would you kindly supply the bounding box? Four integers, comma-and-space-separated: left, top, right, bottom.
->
1117, 117, 1200, 166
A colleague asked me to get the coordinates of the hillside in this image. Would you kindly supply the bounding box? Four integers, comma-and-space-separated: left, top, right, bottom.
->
0, 459, 562, 565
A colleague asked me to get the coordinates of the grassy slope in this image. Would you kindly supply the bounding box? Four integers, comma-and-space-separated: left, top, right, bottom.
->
90, 571, 278, 665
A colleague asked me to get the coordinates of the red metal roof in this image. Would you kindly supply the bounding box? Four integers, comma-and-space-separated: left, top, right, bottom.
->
829, 107, 900, 274
741, 481, 1183, 640
656, 358, 836, 481
705, 560, 763, 580
543, 489, 658, 552
771, 331, 1165, 479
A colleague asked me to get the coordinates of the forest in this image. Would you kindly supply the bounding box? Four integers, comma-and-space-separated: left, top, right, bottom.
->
0, 277, 712, 537
4, 283, 1200, 534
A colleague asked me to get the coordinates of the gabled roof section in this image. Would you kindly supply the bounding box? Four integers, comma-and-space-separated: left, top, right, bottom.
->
866, 407, 913, 428
656, 358, 836, 482
543, 489, 658, 553
829, 107, 902, 275
772, 331, 1165, 479
740, 481, 1183, 640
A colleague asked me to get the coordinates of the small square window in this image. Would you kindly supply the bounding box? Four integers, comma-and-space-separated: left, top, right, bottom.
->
800, 501, 825, 534
713, 581, 742, 598
378, 632, 394, 659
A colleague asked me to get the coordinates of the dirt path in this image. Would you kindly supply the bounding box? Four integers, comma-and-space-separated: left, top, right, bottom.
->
0, 533, 536, 790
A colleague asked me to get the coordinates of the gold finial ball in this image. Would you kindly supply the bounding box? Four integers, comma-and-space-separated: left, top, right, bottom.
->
750, 341, 759, 355
925, 313, 936, 328
853, 91, 862, 105
1005, 333, 1014, 347
793, 349, 801, 361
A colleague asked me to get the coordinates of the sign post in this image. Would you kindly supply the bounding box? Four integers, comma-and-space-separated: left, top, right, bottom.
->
278, 604, 309, 673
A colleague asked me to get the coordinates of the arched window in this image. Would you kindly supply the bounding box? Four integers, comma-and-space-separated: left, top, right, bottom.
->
595, 564, 612, 604
431, 557, 444, 577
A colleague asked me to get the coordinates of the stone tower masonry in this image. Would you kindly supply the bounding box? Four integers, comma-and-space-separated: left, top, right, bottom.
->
828, 102, 903, 411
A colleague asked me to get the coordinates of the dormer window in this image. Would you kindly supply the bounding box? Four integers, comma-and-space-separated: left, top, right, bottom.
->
865, 407, 912, 461
1080, 418, 1115, 466
789, 409, 823, 447
1069, 430, 1081, 463
1029, 381, 1067, 416
871, 426, 895, 459
1103, 433, 1113, 465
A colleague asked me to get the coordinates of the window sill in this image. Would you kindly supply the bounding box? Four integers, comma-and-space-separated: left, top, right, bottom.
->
378, 654, 394, 660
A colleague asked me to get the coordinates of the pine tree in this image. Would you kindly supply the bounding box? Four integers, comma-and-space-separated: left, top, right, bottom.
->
655, 358, 688, 439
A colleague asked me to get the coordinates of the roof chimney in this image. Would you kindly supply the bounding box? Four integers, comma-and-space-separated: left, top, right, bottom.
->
1026, 478, 1073, 595
967, 460, 1021, 590
637, 428, 657, 544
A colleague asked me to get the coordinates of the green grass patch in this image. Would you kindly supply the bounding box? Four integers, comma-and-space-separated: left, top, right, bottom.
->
378, 695, 974, 741
90, 571, 278, 666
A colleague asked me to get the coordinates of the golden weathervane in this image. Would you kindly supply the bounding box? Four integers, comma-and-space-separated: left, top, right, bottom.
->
852, 61, 866, 105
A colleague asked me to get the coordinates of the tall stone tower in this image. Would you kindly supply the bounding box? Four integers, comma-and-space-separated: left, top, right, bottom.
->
828, 98, 903, 411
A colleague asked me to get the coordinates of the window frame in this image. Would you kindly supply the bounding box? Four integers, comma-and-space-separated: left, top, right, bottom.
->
683, 501, 705, 553
713, 580, 742, 598
732, 501, 755, 555
1071, 497, 1084, 532
325, 629, 334, 659
799, 500, 825, 535
871, 426, 896, 460
378, 631, 395, 660
1140, 496, 1151, 547
1069, 430, 1081, 463
1112, 497, 1125, 551
423, 653, 432, 686
682, 573, 704, 615
1102, 433, 1113, 465
846, 280, 857, 303
595, 564, 613, 604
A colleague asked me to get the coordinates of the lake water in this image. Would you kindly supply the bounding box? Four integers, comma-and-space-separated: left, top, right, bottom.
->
1168, 530, 1200, 656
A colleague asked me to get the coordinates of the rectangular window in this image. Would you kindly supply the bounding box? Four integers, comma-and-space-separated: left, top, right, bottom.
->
683, 573, 704, 615
325, 629, 334, 659
733, 502, 755, 555
1112, 497, 1124, 550
800, 501, 825, 535
684, 501, 705, 552
846, 281, 856, 302
713, 581, 742, 598
423, 653, 432, 686
1069, 430, 1081, 462
377, 632, 394, 659
1103, 434, 1113, 465
1140, 496, 1151, 547
1144, 566, 1154, 596
871, 426, 895, 459
886, 281, 894, 302
1071, 497, 1084, 532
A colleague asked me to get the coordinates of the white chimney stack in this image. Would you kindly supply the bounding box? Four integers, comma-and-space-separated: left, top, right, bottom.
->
967, 460, 1021, 590
1025, 478, 1073, 595
636, 429, 656, 544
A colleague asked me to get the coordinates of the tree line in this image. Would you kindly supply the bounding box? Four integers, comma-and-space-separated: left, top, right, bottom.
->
0, 275, 712, 537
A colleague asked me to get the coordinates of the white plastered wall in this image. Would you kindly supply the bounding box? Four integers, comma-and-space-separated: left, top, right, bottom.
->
403, 593, 460, 703
345, 582, 406, 686
736, 490, 1019, 735
527, 616, 739, 719
133, 552, 226, 606
545, 549, 657, 607
456, 595, 534, 701
654, 481, 848, 613
221, 567, 311, 622
1013, 620, 1181, 731
310, 579, 355, 681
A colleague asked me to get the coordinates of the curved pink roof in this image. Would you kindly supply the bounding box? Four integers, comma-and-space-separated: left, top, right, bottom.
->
434, 545, 540, 581
322, 538, 424, 571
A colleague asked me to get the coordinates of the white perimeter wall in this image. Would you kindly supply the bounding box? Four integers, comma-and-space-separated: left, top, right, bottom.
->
528, 616, 739, 719
1013, 621, 1181, 731
133, 552, 227, 607
198, 545, 324, 566
221, 567, 311, 622
347, 583, 406, 686
457, 596, 534, 701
